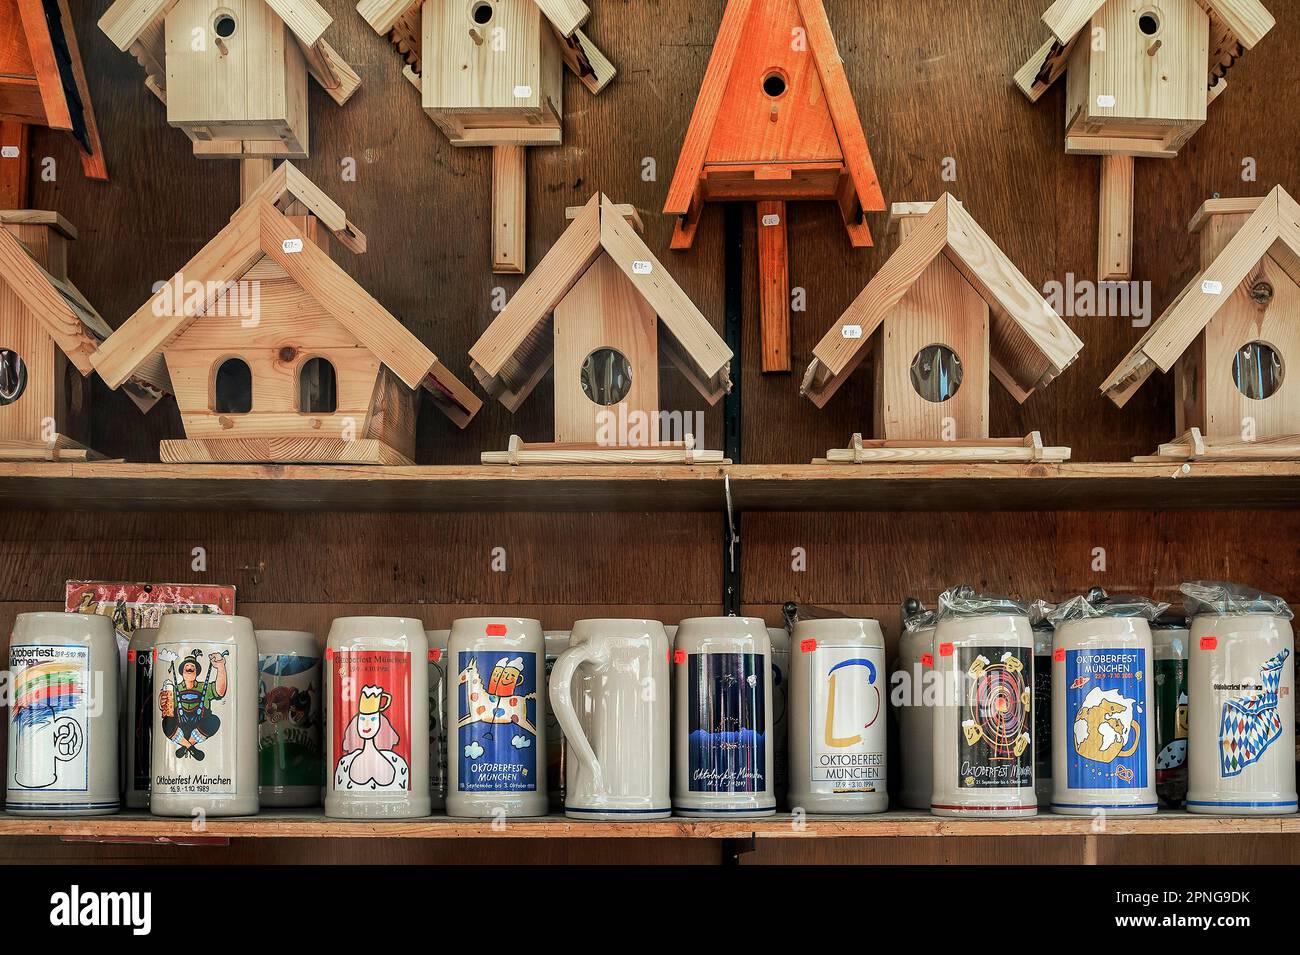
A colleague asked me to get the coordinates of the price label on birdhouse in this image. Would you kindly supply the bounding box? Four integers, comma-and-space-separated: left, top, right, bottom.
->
1096, 94, 1116, 108
513, 85, 533, 98
281, 238, 304, 254
632, 260, 653, 275
842, 324, 863, 339
1201, 279, 1223, 295
0, 146, 18, 159
761, 213, 781, 227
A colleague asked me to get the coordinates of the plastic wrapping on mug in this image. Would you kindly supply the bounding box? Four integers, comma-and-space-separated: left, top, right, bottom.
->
902, 607, 936, 632
936, 585, 1029, 620
1041, 590, 1170, 625
1180, 581, 1295, 620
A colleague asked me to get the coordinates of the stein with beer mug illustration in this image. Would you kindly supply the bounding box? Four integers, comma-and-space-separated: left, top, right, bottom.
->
15, 703, 84, 789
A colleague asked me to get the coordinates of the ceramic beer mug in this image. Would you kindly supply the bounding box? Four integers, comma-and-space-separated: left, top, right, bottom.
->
895, 607, 936, 811
788, 618, 888, 813
931, 588, 1036, 817
1183, 582, 1297, 815
1152, 615, 1190, 809
549, 619, 670, 819
325, 617, 430, 818
256, 629, 322, 808
124, 626, 158, 810
447, 618, 547, 818
767, 626, 791, 809
151, 614, 258, 817
1048, 592, 1162, 815
1031, 616, 1054, 808
7, 612, 120, 815
544, 630, 570, 811
673, 616, 775, 817
425, 629, 450, 811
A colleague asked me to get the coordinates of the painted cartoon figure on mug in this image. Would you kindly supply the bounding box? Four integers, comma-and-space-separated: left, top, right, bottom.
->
457, 654, 539, 792
157, 648, 227, 761
334, 685, 410, 791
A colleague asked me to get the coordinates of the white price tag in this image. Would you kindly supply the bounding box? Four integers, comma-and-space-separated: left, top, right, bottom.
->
281, 238, 304, 254
761, 213, 781, 227
0, 146, 18, 159
513, 85, 533, 98
842, 324, 863, 340
631, 260, 653, 275
1201, 279, 1223, 295
1097, 94, 1116, 108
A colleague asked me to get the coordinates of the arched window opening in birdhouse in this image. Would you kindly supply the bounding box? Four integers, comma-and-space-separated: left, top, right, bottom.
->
0, 349, 28, 405
470, 1, 494, 26
214, 357, 253, 414
298, 356, 338, 414
580, 348, 633, 406
213, 11, 237, 39
1232, 341, 1284, 400
910, 344, 964, 403
1137, 9, 1161, 37
762, 70, 788, 99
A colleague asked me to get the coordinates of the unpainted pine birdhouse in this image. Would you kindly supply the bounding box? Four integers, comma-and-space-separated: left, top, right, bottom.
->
90, 164, 482, 465
469, 193, 733, 465
1101, 185, 1300, 461
0, 211, 165, 460
359, 0, 616, 273
0, 0, 108, 201
664, 0, 885, 373
1016, 0, 1275, 280
98, 0, 360, 159
801, 195, 1084, 464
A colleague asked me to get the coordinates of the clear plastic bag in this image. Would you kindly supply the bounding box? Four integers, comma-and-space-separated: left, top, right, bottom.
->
936, 585, 1028, 621
903, 606, 937, 632
1180, 581, 1294, 620
1041, 588, 1170, 626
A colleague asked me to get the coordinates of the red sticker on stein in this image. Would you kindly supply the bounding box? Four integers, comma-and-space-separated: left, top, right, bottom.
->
674, 649, 686, 664
127, 649, 136, 662
920, 652, 934, 668
486, 624, 507, 636
938, 642, 954, 657
1200, 636, 1218, 651
1054, 647, 1066, 663
800, 638, 817, 653
428, 648, 442, 662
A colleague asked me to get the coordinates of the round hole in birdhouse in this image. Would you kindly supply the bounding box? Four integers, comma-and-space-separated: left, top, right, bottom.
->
762, 70, 788, 98
1137, 9, 1161, 36
213, 11, 237, 39
1232, 340, 1284, 400
0, 348, 28, 405
909, 344, 964, 403
470, 1, 494, 25
580, 347, 633, 406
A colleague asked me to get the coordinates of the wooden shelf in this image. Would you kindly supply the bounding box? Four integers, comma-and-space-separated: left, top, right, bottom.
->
1, 810, 1294, 841
0, 461, 1296, 512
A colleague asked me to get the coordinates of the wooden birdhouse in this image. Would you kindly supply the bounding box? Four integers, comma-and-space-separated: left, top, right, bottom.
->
664, 0, 885, 373
801, 194, 1084, 463
90, 164, 482, 465
98, 0, 359, 163
468, 193, 733, 465
0, 211, 165, 460
1016, 0, 1275, 280
1101, 185, 1300, 461
359, 0, 616, 274
0, 0, 108, 205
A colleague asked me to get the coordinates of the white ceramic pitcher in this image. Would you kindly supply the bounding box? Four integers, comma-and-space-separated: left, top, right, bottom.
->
549, 619, 670, 820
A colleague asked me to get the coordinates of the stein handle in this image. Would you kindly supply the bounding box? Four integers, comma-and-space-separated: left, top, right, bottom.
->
548, 643, 608, 797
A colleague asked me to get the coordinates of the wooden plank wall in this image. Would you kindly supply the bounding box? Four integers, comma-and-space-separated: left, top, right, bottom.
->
25, 0, 1300, 464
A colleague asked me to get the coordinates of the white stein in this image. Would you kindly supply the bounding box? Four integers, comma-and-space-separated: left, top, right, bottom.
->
124, 626, 158, 810
1152, 619, 1190, 808
1031, 620, 1054, 808
895, 613, 936, 810
151, 615, 259, 817
549, 619, 670, 819
256, 629, 322, 808
543, 630, 570, 811
673, 617, 775, 817
1048, 594, 1161, 815
931, 589, 1036, 817
788, 619, 887, 813
1184, 582, 1297, 815
7, 612, 120, 815
767, 627, 791, 809
425, 629, 450, 811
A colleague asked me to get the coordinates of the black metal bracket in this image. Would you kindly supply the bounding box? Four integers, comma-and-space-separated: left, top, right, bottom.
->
723, 476, 741, 615
722, 203, 743, 615
721, 834, 756, 865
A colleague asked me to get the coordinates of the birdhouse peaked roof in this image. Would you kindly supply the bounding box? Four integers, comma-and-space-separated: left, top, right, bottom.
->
1101, 184, 1300, 407
1017, 0, 1275, 102
359, 0, 592, 39
801, 194, 1084, 408
469, 193, 734, 412
98, 0, 360, 106
4, 0, 107, 178
663, 0, 885, 231
90, 164, 481, 428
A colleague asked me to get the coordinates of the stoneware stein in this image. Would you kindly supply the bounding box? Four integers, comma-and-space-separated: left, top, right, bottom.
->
788, 618, 888, 814
930, 589, 1036, 817
256, 629, 322, 808
767, 626, 791, 808
1032, 620, 1054, 808
544, 630, 570, 811
124, 626, 158, 810
895, 614, 936, 811
1152, 618, 1190, 809
447, 617, 547, 818
672, 616, 775, 817
425, 629, 450, 811
7, 612, 120, 815
549, 619, 670, 820
324, 617, 430, 819
150, 614, 258, 817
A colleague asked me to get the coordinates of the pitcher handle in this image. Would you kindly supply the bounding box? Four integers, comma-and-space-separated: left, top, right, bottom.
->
548, 643, 608, 797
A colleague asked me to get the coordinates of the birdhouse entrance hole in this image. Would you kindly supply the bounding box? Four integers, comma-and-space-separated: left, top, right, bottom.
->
470, 1, 494, 26
0, 349, 28, 405
212, 10, 237, 39
1137, 9, 1162, 36
1232, 341, 1284, 400
214, 357, 253, 414
298, 357, 338, 414
762, 70, 788, 99
580, 348, 633, 406
910, 344, 964, 403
